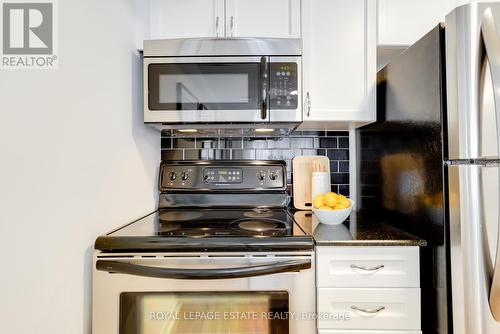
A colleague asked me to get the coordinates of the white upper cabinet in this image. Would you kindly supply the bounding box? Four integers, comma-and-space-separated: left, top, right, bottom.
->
377, 0, 459, 46
150, 0, 225, 39
225, 0, 301, 38
300, 0, 376, 129
149, 0, 300, 40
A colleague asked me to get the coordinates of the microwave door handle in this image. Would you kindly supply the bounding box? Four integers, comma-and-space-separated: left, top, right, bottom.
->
260, 56, 268, 120
96, 259, 311, 280
481, 8, 500, 320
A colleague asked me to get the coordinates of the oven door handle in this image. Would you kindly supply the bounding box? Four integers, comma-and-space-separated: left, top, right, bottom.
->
96, 259, 311, 280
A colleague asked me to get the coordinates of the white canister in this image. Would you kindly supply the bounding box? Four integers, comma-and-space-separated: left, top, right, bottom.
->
311, 171, 331, 202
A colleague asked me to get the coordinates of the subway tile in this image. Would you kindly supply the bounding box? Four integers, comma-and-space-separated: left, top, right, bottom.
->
161, 137, 172, 149
339, 161, 350, 172
319, 137, 338, 148
244, 138, 268, 149
195, 138, 218, 149
183, 149, 201, 160
329, 161, 339, 172
338, 185, 350, 196
267, 138, 291, 149
161, 149, 183, 161
159, 129, 351, 208
214, 149, 231, 159
259, 149, 302, 161
330, 184, 339, 193
190, 149, 231, 160
331, 173, 349, 184
220, 138, 243, 149
316, 149, 326, 156
338, 137, 349, 148
301, 149, 319, 156
255, 149, 272, 160
291, 137, 314, 148
232, 149, 256, 160
327, 149, 349, 160
173, 138, 196, 149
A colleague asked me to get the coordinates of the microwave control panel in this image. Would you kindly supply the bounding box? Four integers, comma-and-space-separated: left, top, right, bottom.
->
269, 62, 298, 109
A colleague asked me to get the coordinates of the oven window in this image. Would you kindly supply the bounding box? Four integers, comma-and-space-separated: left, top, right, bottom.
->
120, 291, 289, 334
148, 63, 260, 111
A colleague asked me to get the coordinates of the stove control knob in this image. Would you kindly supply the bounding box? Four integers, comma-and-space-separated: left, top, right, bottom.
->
257, 171, 266, 181
181, 171, 189, 181
169, 171, 177, 181
269, 172, 278, 181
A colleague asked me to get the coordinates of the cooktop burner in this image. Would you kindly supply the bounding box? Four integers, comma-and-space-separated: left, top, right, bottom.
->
233, 218, 287, 232
156, 208, 294, 237
243, 208, 275, 219
95, 207, 313, 252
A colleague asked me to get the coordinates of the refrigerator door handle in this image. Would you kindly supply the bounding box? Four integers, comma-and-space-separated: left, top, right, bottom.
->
481, 8, 500, 320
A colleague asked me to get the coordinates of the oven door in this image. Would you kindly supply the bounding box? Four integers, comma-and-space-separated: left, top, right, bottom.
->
144, 57, 269, 123
92, 252, 315, 334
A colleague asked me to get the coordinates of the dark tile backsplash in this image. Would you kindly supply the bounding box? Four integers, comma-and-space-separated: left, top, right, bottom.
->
161, 130, 350, 203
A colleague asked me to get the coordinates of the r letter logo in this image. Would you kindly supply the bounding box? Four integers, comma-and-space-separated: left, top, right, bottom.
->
1, 1, 57, 69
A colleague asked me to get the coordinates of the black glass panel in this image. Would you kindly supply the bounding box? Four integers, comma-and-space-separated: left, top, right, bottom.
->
149, 63, 260, 110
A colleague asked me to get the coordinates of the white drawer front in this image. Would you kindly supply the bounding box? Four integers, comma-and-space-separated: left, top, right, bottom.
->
319, 331, 421, 334
317, 288, 421, 330
317, 246, 420, 288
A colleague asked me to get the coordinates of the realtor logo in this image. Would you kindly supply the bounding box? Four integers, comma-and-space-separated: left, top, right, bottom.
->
1, 0, 57, 69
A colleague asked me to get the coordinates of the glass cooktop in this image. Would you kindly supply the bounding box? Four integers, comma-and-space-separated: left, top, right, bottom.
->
95, 208, 313, 252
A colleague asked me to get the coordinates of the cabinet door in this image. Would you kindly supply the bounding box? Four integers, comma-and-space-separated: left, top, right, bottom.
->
317, 246, 420, 288
378, 0, 457, 46
301, 0, 376, 127
317, 288, 421, 330
150, 0, 225, 39
225, 0, 301, 38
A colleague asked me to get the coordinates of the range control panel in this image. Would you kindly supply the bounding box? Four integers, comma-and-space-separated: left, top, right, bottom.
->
159, 161, 286, 191
269, 62, 298, 109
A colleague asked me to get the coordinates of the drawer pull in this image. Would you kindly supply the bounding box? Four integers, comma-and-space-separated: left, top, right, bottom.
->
350, 264, 385, 271
350, 305, 386, 314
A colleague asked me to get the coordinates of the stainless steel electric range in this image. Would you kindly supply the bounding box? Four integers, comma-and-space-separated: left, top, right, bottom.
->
93, 160, 315, 334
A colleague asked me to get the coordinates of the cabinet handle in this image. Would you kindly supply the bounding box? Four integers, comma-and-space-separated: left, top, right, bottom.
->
306, 92, 311, 117
350, 264, 385, 271
230, 16, 234, 37
215, 16, 220, 37
351, 306, 386, 314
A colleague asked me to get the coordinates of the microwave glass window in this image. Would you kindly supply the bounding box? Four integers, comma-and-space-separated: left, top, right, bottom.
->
120, 291, 289, 334
158, 74, 249, 104
149, 63, 260, 111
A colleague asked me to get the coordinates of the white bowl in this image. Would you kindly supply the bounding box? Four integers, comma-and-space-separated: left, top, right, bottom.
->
312, 200, 353, 225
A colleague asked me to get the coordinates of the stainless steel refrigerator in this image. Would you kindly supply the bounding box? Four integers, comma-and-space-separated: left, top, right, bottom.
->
357, 2, 500, 334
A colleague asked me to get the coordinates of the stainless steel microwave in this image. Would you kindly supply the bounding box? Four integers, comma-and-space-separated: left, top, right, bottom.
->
143, 38, 302, 129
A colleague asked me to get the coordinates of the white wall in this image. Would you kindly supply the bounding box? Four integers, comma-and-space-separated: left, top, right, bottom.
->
0, 1, 158, 333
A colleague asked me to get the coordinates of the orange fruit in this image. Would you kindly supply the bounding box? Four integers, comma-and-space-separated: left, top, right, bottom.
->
313, 195, 325, 209
337, 195, 351, 207
334, 203, 349, 210
324, 192, 338, 208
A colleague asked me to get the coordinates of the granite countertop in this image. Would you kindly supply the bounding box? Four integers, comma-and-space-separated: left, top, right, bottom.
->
292, 210, 427, 247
